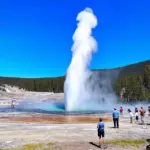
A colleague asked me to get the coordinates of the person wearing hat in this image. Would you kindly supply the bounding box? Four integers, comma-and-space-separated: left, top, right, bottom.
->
97, 118, 105, 147
112, 108, 119, 128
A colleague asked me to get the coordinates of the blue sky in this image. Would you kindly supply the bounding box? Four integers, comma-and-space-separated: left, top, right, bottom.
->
0, 0, 150, 77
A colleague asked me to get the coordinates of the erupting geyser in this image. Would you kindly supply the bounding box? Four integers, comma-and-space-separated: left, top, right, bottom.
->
64, 8, 98, 111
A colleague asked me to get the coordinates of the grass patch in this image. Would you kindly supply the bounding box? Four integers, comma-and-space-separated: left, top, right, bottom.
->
106, 140, 146, 148
22, 143, 43, 150
0, 142, 55, 150
46, 142, 54, 146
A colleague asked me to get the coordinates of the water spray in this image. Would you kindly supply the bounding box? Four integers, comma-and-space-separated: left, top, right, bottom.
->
64, 8, 98, 111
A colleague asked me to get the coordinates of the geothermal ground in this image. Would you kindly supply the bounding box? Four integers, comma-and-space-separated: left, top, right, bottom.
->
0, 112, 150, 150
0, 85, 64, 106
0, 86, 150, 149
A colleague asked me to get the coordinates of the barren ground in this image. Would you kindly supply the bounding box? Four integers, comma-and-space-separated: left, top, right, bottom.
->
0, 112, 149, 150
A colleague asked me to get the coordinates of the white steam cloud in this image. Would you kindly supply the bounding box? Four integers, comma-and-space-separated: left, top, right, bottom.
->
64, 8, 98, 111
64, 8, 117, 111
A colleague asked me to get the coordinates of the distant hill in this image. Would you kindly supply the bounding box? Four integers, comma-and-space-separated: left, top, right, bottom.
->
117, 60, 150, 76
0, 60, 149, 93
87, 60, 150, 88
93, 59, 150, 76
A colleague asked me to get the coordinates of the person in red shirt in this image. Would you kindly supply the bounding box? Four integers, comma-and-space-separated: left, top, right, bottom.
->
120, 107, 123, 116
140, 107, 146, 125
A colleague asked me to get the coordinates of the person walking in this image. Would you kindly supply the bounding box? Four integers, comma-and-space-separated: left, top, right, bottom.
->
112, 108, 119, 128
97, 118, 105, 148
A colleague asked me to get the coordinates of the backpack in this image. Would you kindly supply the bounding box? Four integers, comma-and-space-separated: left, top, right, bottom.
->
120, 108, 123, 112
141, 109, 146, 116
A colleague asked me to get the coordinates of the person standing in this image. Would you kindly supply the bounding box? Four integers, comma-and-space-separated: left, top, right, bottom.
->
128, 109, 134, 123
120, 107, 123, 116
148, 106, 150, 117
112, 108, 119, 128
135, 107, 138, 113
135, 108, 139, 123
97, 118, 105, 148
140, 107, 146, 125
11, 97, 16, 109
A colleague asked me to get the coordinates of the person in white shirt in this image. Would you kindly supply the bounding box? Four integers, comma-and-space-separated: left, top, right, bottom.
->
128, 109, 134, 123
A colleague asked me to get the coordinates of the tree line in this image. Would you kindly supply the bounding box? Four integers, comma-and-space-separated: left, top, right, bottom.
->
0, 76, 65, 93
0, 63, 150, 103
114, 65, 150, 102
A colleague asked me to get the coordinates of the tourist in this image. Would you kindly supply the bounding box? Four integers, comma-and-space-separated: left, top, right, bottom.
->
140, 107, 146, 125
11, 97, 16, 109
112, 108, 119, 128
97, 118, 105, 147
135, 107, 138, 112
148, 106, 150, 117
135, 108, 139, 123
128, 109, 134, 123
120, 107, 123, 116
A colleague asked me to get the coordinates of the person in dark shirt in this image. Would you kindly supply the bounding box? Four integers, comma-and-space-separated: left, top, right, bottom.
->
112, 108, 119, 128
97, 118, 105, 147
148, 106, 150, 117
135, 108, 139, 123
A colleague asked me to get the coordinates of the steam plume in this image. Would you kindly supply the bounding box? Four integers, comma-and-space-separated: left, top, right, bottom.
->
64, 8, 98, 111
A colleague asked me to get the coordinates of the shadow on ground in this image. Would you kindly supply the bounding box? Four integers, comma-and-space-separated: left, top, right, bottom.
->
89, 142, 107, 149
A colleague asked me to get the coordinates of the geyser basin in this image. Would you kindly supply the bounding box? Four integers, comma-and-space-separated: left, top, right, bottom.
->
0, 100, 114, 115
1, 99, 149, 123
0, 101, 112, 124
16, 100, 65, 113
0, 111, 112, 123
1, 101, 149, 124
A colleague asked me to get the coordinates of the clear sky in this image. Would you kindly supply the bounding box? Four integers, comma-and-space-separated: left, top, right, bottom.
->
0, 0, 150, 78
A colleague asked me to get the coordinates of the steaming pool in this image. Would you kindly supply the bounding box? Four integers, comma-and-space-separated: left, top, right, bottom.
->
0, 99, 149, 115
0, 101, 111, 115
0, 101, 113, 124
0, 100, 149, 124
